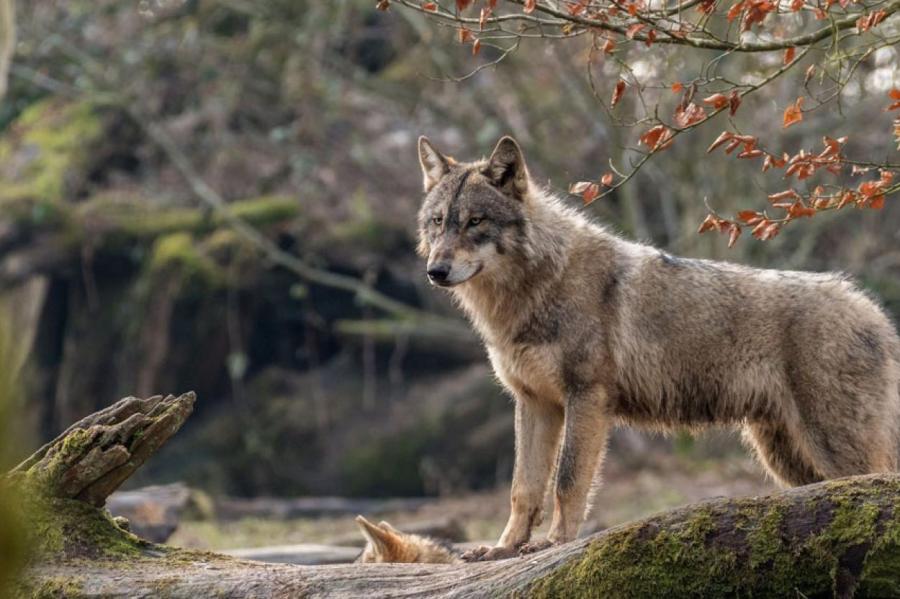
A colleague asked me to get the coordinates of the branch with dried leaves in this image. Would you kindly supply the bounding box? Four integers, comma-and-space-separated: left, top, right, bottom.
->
388, 0, 900, 246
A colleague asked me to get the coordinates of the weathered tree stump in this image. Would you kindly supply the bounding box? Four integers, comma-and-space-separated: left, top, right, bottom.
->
10, 392, 900, 598
10, 392, 195, 507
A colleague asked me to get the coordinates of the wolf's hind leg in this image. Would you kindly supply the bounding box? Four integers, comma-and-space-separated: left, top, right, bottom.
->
547, 389, 611, 544
743, 421, 823, 487
495, 396, 564, 550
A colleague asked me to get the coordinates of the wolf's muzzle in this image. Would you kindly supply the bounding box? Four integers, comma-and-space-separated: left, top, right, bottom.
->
427, 263, 452, 285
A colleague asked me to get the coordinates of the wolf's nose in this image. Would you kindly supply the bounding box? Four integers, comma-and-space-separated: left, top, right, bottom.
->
427, 264, 451, 283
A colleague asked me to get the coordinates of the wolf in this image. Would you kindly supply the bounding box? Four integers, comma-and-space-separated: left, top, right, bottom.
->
415, 135, 900, 561
355, 515, 462, 564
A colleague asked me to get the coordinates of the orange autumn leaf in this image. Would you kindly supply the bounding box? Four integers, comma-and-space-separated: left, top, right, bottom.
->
707, 131, 734, 153
611, 80, 626, 108
728, 91, 741, 116
727, 223, 742, 247
787, 201, 816, 218
639, 125, 674, 151
857, 9, 887, 32
626, 23, 646, 39
768, 189, 802, 203
887, 88, 900, 111
423, 2, 438, 11
737, 210, 763, 225
570, 180, 600, 204
738, 148, 764, 159
671, 82, 684, 93
524, 0, 537, 13
601, 172, 614, 186
727, 0, 746, 21
698, 214, 729, 234
582, 183, 601, 205
783, 47, 796, 65
702, 93, 730, 110
783, 97, 804, 129
751, 220, 780, 240
479, 7, 492, 28
674, 102, 707, 128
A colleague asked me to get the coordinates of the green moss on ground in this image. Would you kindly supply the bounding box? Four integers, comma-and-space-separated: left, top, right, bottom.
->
527, 476, 900, 598
13, 575, 86, 599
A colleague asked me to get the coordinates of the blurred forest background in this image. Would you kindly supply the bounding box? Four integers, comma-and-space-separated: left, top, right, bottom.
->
1, 0, 897, 551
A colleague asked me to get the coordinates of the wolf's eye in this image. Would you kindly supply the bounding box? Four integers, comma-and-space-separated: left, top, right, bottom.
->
432, 216, 443, 226
468, 217, 482, 227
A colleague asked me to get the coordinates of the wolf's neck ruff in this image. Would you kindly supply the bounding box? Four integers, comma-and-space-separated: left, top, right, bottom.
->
451, 185, 579, 345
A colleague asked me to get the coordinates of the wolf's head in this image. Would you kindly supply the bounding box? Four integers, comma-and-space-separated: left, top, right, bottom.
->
416, 136, 530, 288
354, 515, 461, 564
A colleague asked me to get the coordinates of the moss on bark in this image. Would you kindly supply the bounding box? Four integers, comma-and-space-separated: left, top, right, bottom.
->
0, 99, 102, 202
526, 476, 900, 598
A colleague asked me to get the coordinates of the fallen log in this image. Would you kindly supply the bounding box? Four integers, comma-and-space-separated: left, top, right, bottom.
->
222, 543, 361, 566
11, 393, 900, 597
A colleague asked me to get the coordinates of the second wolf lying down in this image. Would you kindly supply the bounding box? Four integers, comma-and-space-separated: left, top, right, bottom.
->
415, 135, 900, 561
355, 516, 462, 564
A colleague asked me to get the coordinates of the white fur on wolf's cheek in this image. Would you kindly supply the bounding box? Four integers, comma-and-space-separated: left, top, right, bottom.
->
444, 261, 481, 285
429, 244, 497, 286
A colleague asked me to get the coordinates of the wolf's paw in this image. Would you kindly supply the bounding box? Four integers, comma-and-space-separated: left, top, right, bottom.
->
518, 539, 556, 556
461, 544, 519, 562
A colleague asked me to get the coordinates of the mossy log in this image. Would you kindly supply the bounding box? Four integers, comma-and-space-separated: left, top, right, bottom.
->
13, 395, 900, 598
0, 196, 300, 289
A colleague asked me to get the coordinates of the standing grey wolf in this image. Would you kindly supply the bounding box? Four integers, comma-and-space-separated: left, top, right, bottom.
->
416, 135, 900, 561
355, 515, 462, 564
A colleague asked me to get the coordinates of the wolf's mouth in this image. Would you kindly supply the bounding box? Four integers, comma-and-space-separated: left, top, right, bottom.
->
430, 264, 483, 287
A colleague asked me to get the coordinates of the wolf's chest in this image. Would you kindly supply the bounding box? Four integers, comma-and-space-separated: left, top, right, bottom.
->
487, 342, 565, 406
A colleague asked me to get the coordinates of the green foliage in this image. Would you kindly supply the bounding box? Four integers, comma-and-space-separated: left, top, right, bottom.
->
0, 99, 101, 202
340, 422, 436, 497
149, 232, 221, 284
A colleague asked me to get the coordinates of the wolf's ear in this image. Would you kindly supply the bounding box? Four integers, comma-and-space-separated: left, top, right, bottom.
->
484, 136, 529, 200
418, 136, 451, 192
356, 515, 402, 559
484, 135, 528, 200
378, 520, 400, 533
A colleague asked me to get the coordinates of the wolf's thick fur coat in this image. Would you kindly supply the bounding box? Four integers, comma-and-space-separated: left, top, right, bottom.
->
416, 135, 900, 559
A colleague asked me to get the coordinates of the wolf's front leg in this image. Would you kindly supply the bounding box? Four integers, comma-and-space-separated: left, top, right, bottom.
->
545, 389, 610, 546
463, 396, 563, 562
